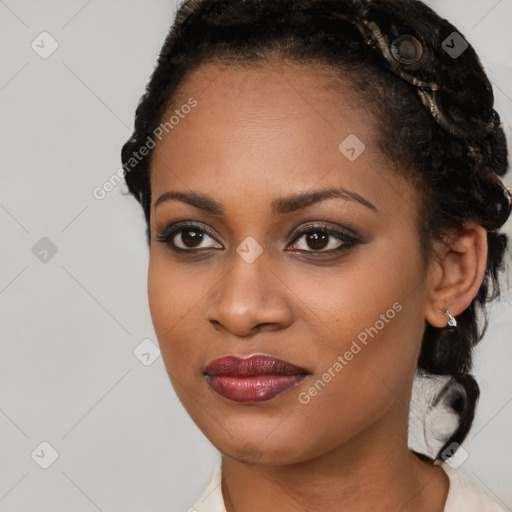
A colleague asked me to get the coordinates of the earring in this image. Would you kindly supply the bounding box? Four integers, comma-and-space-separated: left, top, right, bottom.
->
444, 310, 457, 331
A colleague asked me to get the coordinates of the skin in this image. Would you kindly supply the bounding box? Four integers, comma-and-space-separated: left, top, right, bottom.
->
147, 60, 487, 512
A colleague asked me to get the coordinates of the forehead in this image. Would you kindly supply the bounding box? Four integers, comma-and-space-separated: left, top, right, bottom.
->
153, 61, 371, 165
172, 59, 362, 106
149, 60, 416, 219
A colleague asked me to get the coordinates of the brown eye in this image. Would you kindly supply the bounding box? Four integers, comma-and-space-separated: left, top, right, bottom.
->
288, 225, 359, 254
305, 232, 329, 251
178, 229, 204, 248
390, 35, 424, 65
156, 223, 223, 251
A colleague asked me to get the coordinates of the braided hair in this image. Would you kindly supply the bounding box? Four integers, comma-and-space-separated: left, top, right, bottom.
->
121, 0, 511, 461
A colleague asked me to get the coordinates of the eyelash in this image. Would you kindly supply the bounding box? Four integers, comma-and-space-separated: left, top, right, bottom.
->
155, 222, 361, 256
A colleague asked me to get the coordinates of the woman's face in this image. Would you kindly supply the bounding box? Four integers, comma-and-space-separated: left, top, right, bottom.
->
147, 60, 432, 465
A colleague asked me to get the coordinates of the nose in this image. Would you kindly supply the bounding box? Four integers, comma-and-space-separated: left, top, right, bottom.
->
206, 251, 294, 338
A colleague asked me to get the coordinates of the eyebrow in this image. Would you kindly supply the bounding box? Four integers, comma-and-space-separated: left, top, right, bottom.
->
154, 186, 378, 215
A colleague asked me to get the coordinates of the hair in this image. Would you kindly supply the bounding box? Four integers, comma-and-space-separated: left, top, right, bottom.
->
121, 0, 511, 461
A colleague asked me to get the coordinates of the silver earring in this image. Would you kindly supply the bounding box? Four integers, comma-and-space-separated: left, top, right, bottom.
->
444, 310, 457, 330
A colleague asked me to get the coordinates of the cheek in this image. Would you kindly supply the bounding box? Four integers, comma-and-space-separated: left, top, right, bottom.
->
278, 240, 420, 347
286, 240, 426, 408
147, 260, 174, 338
287, 303, 424, 463
147, 254, 200, 329
147, 255, 213, 378
147, 257, 194, 356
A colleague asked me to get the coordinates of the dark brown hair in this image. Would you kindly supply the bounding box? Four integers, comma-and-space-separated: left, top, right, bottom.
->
121, 0, 511, 461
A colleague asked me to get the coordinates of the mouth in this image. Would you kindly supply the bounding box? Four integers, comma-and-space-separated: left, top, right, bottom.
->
204, 354, 310, 403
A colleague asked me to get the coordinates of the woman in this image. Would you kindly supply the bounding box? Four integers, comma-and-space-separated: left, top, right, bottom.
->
121, 0, 511, 510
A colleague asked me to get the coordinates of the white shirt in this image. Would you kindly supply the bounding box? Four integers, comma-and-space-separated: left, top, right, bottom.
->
191, 462, 506, 512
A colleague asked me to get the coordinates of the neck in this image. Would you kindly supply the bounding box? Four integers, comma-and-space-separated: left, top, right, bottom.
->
220, 403, 449, 512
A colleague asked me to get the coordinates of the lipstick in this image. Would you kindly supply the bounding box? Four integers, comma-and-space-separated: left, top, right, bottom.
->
204, 354, 309, 403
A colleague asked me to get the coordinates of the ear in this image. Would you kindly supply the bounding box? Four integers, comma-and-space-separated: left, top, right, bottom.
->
424, 221, 488, 328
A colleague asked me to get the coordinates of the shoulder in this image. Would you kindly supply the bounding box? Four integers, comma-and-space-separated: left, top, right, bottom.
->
190, 465, 226, 512
438, 462, 506, 512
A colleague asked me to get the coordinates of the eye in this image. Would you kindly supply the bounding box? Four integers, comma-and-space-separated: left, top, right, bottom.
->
156, 222, 361, 255
287, 224, 360, 254
156, 223, 223, 251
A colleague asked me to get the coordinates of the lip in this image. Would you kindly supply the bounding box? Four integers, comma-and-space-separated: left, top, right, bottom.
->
204, 354, 310, 403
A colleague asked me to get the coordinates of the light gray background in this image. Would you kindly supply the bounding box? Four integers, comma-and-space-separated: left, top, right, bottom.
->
0, 1, 511, 511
